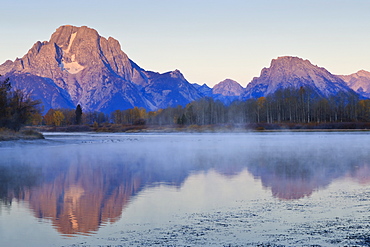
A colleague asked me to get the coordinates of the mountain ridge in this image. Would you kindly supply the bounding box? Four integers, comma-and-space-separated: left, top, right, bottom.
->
241, 56, 357, 100
0, 26, 367, 114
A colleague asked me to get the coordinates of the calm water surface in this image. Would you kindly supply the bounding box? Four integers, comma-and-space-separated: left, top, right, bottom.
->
0, 132, 370, 246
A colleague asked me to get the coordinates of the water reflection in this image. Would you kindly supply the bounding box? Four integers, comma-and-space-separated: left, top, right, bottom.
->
21, 162, 143, 236
0, 133, 369, 236
0, 164, 41, 205
246, 144, 370, 200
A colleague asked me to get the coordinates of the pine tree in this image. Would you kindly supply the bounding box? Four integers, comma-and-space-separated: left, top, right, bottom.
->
75, 104, 83, 125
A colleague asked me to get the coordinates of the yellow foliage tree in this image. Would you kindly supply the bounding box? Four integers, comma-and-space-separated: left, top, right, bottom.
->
257, 97, 266, 109
139, 107, 147, 119
53, 110, 65, 126
43, 109, 55, 126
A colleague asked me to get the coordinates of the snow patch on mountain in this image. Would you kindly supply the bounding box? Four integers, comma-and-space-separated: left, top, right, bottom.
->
64, 32, 77, 53
62, 54, 85, 74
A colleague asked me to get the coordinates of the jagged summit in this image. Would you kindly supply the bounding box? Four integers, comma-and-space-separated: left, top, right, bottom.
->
242, 56, 356, 99
272, 56, 309, 63
170, 69, 185, 79
267, 56, 324, 79
192, 83, 213, 97
0, 25, 151, 113
271, 56, 310, 68
0, 25, 201, 113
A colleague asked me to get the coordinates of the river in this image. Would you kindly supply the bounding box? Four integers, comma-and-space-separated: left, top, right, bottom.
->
0, 132, 369, 246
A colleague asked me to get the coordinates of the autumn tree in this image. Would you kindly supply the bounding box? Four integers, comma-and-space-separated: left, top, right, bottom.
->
53, 110, 65, 126
43, 109, 55, 126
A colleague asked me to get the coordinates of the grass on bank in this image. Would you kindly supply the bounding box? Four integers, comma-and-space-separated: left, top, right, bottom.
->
0, 128, 44, 141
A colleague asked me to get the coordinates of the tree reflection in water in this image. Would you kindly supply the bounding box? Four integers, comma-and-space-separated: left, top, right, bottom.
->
0, 164, 41, 205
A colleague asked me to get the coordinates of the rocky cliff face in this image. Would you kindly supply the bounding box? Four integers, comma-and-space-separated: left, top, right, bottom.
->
0, 25, 200, 113
338, 70, 370, 98
241, 56, 356, 99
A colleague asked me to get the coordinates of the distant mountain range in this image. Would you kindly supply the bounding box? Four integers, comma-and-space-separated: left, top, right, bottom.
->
0, 25, 368, 113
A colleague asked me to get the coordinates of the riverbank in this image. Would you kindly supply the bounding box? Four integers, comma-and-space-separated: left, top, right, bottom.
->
27, 122, 370, 134
0, 128, 45, 141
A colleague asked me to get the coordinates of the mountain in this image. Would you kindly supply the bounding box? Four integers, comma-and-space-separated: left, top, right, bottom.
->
192, 83, 213, 97
143, 70, 202, 109
338, 70, 370, 98
212, 79, 244, 96
241, 56, 357, 99
3, 73, 75, 111
1, 27, 364, 114
212, 79, 244, 104
192, 79, 244, 104
0, 25, 201, 113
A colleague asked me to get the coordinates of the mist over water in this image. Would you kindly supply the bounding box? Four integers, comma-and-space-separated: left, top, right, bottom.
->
0, 132, 370, 246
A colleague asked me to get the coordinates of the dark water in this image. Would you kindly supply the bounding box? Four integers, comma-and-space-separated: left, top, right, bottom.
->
0, 132, 370, 246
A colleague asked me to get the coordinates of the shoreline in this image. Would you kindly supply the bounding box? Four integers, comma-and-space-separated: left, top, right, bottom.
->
29, 124, 370, 134
1, 123, 369, 141
0, 129, 45, 141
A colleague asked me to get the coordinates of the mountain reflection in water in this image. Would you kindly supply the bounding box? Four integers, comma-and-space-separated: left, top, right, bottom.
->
0, 132, 369, 236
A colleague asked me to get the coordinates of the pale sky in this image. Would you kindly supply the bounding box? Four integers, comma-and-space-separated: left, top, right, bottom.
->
1, 0, 370, 87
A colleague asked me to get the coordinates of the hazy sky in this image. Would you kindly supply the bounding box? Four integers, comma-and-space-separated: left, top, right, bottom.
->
1, 0, 370, 87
